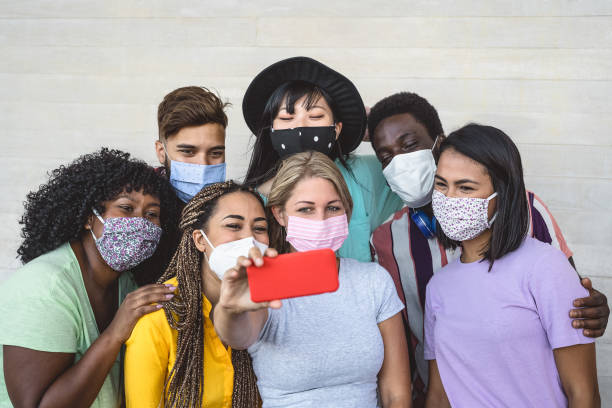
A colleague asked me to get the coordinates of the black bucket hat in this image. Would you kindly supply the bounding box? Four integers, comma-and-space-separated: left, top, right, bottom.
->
242, 56, 367, 154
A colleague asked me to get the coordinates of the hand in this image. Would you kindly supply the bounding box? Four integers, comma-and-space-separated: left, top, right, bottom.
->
218, 247, 282, 314
570, 277, 609, 337
106, 283, 177, 344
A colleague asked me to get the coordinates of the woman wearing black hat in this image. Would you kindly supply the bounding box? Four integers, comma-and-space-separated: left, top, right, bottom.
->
243, 57, 403, 262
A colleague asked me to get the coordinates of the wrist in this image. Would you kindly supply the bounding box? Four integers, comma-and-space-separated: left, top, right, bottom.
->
100, 324, 127, 349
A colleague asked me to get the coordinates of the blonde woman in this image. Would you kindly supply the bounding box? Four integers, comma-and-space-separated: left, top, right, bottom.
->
214, 152, 412, 408
124, 181, 267, 408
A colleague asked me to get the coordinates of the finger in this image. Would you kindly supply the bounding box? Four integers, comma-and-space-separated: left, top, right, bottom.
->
573, 291, 606, 308
128, 285, 177, 303
581, 277, 593, 291
583, 328, 605, 338
268, 299, 283, 309
134, 291, 175, 307
248, 246, 264, 267
264, 247, 278, 258
571, 317, 607, 330
136, 303, 166, 318
570, 305, 607, 319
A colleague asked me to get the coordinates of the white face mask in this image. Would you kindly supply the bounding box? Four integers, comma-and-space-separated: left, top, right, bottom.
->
200, 231, 268, 279
431, 190, 498, 242
382, 137, 438, 208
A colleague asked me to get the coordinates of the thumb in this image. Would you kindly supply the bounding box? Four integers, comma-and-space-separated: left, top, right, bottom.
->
581, 277, 593, 291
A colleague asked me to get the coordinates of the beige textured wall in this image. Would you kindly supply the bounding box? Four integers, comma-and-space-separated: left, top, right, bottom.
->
1, 0, 611, 402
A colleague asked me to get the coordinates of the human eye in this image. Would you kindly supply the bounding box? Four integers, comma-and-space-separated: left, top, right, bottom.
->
145, 210, 160, 219
118, 204, 133, 213
297, 207, 313, 214
210, 150, 224, 158
254, 225, 268, 233
434, 180, 446, 187
327, 205, 341, 212
225, 223, 242, 230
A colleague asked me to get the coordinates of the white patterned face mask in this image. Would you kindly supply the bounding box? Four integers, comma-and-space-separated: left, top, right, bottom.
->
431, 189, 498, 241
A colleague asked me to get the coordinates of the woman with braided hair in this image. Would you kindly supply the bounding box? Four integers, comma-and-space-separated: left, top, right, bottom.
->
124, 181, 270, 408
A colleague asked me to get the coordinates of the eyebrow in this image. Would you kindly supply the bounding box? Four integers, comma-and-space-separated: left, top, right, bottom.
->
175, 143, 196, 149
295, 201, 315, 205
254, 217, 267, 222
209, 145, 225, 151
116, 193, 137, 202
223, 214, 245, 221
434, 174, 479, 185
279, 104, 328, 113
327, 199, 341, 205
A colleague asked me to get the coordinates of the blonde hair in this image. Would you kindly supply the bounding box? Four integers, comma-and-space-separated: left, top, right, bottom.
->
266, 151, 353, 253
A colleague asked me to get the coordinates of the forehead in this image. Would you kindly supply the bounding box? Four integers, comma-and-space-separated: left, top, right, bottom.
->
211, 191, 264, 218
372, 113, 431, 149
167, 123, 225, 146
281, 93, 330, 112
437, 148, 488, 177
289, 177, 340, 202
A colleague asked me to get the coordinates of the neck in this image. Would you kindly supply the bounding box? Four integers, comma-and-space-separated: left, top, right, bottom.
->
460, 229, 492, 263
201, 262, 221, 306
73, 233, 120, 293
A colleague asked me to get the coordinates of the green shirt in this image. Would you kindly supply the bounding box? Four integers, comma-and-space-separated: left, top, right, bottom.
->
335, 155, 403, 261
0, 242, 138, 407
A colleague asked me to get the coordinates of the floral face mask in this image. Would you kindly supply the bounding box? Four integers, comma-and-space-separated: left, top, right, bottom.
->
90, 208, 162, 272
431, 190, 498, 242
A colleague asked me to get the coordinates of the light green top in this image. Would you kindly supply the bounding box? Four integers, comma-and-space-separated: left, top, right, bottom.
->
0, 242, 137, 408
261, 154, 403, 262
335, 155, 403, 261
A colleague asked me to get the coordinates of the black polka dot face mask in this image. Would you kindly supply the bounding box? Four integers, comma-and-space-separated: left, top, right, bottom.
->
270, 125, 337, 159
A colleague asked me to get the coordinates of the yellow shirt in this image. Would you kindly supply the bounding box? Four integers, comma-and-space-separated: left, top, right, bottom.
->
124, 278, 234, 407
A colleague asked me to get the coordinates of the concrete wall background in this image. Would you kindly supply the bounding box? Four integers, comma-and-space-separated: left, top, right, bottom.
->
1, 0, 611, 403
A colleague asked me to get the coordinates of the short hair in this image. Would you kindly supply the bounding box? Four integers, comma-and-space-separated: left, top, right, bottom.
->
436, 123, 529, 271
368, 92, 444, 141
157, 86, 230, 142
266, 151, 353, 254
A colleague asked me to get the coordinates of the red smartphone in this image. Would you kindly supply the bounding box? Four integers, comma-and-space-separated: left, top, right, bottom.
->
247, 248, 339, 302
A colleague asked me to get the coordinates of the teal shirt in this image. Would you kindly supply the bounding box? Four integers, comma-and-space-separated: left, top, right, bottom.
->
335, 155, 403, 261
0, 242, 138, 408
260, 155, 403, 262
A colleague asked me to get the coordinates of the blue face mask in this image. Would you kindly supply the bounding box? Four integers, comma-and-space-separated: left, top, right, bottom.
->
169, 160, 226, 203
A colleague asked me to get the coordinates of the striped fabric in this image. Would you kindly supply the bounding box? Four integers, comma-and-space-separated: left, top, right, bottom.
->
370, 190, 571, 407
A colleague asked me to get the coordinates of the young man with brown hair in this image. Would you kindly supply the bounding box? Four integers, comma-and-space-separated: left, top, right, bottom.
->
155, 86, 230, 203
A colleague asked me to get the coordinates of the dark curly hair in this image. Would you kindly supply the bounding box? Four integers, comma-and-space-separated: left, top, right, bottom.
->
17, 148, 180, 285
368, 91, 444, 141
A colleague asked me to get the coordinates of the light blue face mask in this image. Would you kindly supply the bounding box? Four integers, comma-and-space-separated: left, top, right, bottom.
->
169, 160, 226, 203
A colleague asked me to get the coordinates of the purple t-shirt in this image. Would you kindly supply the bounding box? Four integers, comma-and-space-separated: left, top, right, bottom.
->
424, 237, 594, 407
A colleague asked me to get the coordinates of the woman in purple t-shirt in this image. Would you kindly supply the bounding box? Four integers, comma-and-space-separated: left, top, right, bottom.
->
424, 124, 599, 407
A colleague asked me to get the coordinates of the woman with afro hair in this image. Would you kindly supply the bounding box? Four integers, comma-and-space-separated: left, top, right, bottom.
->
0, 148, 180, 407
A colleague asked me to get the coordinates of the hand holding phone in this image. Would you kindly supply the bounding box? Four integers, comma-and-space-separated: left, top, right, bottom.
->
247, 248, 339, 302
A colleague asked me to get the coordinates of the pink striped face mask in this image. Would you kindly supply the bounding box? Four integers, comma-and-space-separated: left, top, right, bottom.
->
285, 214, 349, 252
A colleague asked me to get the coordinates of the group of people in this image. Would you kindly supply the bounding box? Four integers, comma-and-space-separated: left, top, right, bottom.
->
0, 56, 609, 408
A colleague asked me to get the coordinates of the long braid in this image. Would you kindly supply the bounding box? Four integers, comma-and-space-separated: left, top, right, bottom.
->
158, 181, 260, 408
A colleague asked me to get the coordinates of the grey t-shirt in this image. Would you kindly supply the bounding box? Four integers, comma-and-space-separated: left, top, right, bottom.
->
248, 257, 404, 408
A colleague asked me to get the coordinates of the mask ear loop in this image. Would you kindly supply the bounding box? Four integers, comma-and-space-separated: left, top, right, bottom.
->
486, 192, 499, 226
90, 208, 105, 242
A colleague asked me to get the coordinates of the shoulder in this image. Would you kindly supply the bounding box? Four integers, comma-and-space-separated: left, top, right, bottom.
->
337, 155, 381, 183
340, 257, 393, 286
0, 243, 80, 301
